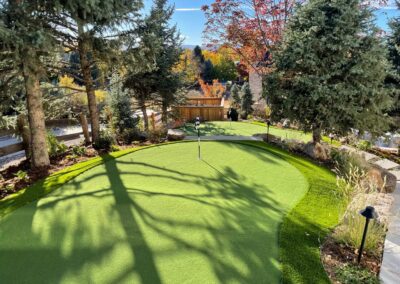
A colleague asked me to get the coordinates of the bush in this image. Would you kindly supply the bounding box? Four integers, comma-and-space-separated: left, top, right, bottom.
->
119, 128, 143, 144
71, 146, 86, 157
148, 127, 167, 143
93, 130, 115, 151
333, 211, 385, 256
14, 170, 29, 182
331, 148, 368, 176
47, 132, 68, 158
335, 264, 379, 284
356, 140, 372, 151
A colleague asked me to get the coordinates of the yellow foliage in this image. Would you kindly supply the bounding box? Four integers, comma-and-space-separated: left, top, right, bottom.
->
199, 79, 225, 98
173, 49, 199, 83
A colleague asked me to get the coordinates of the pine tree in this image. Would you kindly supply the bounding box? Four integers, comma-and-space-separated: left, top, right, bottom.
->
108, 72, 138, 134
265, 0, 393, 143
241, 82, 254, 119
387, 8, 400, 122
0, 0, 54, 170
47, 0, 143, 143
230, 84, 241, 108
124, 0, 183, 127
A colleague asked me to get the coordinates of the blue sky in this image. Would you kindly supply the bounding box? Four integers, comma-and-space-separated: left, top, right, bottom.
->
145, 0, 400, 46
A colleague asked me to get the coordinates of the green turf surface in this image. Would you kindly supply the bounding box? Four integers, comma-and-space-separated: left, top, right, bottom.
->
0, 142, 309, 284
181, 121, 313, 142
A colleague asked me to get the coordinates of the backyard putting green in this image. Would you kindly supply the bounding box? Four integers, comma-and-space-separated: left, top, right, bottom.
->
181, 121, 313, 142
0, 141, 341, 283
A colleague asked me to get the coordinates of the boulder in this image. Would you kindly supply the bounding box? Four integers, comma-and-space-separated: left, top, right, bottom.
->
365, 165, 398, 193
260, 133, 281, 144
167, 129, 185, 141
285, 139, 305, 152
304, 142, 331, 161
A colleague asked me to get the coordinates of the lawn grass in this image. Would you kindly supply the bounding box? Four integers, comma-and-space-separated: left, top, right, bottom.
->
237, 141, 345, 283
0, 141, 344, 283
181, 121, 341, 146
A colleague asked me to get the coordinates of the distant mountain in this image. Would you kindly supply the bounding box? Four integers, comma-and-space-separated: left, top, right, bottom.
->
182, 45, 214, 50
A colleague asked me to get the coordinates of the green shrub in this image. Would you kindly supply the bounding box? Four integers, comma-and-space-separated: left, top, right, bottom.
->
120, 128, 143, 144
47, 132, 68, 158
331, 148, 368, 176
72, 146, 86, 157
333, 211, 385, 256
357, 140, 372, 151
148, 127, 167, 143
93, 130, 115, 151
335, 264, 379, 284
14, 170, 29, 182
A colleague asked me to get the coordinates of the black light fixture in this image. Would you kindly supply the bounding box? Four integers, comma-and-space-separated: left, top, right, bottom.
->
195, 117, 201, 160
358, 206, 378, 264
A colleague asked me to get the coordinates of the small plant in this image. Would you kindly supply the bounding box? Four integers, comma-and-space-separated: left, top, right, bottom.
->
14, 170, 29, 182
72, 146, 86, 157
47, 132, 68, 158
5, 184, 14, 191
119, 128, 143, 144
93, 130, 115, 151
357, 140, 372, 151
148, 126, 167, 143
111, 145, 120, 152
333, 211, 385, 256
335, 264, 379, 284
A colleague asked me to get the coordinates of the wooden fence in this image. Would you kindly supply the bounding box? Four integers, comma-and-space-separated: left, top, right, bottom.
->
176, 96, 225, 122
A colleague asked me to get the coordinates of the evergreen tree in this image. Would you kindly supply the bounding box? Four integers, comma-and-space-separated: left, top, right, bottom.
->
47, 0, 143, 143
241, 82, 254, 119
193, 45, 214, 81
387, 8, 400, 121
124, 0, 183, 127
0, 0, 55, 170
108, 72, 138, 134
230, 84, 241, 107
264, 0, 393, 143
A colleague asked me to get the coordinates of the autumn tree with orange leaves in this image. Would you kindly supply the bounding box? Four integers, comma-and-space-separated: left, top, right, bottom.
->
202, 0, 299, 75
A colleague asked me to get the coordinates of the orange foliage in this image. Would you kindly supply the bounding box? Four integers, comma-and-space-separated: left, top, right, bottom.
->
199, 79, 225, 98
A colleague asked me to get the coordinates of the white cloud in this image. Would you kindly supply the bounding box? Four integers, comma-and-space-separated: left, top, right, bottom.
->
176, 8, 201, 12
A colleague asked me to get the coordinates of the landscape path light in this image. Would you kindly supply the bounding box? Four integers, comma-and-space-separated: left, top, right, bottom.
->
195, 117, 201, 160
358, 206, 378, 264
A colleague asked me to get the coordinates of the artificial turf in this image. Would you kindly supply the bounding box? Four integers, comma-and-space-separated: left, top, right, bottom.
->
181, 121, 313, 142
0, 141, 343, 283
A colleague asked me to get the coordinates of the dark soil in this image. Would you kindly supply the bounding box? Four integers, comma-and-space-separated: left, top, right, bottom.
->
321, 236, 383, 283
0, 142, 155, 200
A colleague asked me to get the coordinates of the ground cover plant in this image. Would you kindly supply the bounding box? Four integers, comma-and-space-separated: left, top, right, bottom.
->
0, 141, 343, 283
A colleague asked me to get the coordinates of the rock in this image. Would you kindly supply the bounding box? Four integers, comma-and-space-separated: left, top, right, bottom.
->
285, 139, 305, 152
261, 134, 281, 144
167, 129, 185, 141
365, 165, 398, 193
304, 142, 331, 161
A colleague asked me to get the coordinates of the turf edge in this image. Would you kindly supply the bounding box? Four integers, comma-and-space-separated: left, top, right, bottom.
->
0, 140, 345, 284
233, 141, 345, 284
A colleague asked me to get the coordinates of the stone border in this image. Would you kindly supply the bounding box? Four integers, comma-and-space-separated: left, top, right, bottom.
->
337, 146, 400, 283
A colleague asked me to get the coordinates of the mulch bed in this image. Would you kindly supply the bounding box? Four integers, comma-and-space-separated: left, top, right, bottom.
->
0, 142, 157, 200
321, 236, 383, 283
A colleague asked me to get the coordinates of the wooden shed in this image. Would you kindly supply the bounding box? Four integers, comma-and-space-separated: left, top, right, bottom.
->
176, 96, 225, 122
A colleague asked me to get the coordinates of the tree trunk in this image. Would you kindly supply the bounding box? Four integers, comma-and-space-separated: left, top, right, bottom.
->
140, 96, 149, 131
312, 127, 322, 144
77, 22, 100, 143
22, 57, 50, 171
79, 113, 91, 145
16, 114, 31, 160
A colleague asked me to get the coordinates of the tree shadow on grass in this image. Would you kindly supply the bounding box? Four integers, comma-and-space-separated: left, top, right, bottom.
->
0, 144, 305, 283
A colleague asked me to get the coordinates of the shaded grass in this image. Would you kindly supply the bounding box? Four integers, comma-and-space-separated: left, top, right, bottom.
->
0, 144, 172, 218
0, 140, 344, 283
236, 141, 346, 283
